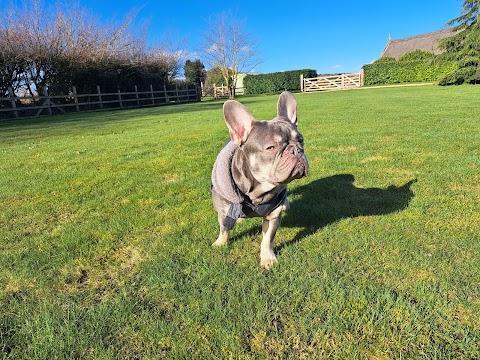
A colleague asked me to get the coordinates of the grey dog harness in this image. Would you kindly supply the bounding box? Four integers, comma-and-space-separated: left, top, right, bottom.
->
212, 141, 287, 230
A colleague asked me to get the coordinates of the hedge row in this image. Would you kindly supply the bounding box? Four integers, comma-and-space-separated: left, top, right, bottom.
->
244, 69, 317, 95
50, 61, 176, 95
363, 58, 457, 86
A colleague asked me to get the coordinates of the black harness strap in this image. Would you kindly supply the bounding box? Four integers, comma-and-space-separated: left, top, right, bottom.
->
222, 188, 287, 230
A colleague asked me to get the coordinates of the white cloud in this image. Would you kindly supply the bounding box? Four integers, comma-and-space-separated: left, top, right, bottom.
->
331, 64, 343, 70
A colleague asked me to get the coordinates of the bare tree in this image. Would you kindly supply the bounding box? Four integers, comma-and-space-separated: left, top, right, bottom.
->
201, 12, 260, 99
0, 0, 185, 97
0, 27, 24, 97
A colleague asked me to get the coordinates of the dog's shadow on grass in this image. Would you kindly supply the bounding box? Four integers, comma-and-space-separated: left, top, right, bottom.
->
277, 174, 417, 251
234, 174, 417, 250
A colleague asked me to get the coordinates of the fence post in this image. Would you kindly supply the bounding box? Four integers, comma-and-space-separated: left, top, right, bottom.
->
194, 83, 200, 101
117, 88, 123, 108
97, 85, 103, 109
300, 74, 304, 92
175, 84, 180, 102
135, 85, 140, 106
7, 87, 19, 118
72, 86, 80, 112
163, 84, 169, 102
150, 85, 155, 105
44, 87, 52, 115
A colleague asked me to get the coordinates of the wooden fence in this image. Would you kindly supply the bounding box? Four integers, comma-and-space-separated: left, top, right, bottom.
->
201, 83, 245, 99
0, 84, 199, 119
301, 72, 363, 92
213, 84, 229, 99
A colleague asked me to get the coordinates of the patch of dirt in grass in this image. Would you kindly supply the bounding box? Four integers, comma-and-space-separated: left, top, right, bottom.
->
407, 269, 436, 286
161, 173, 180, 183
60, 244, 146, 301
450, 182, 480, 197
2, 278, 36, 303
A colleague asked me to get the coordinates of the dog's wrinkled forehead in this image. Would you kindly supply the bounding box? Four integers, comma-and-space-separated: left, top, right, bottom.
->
246, 119, 301, 148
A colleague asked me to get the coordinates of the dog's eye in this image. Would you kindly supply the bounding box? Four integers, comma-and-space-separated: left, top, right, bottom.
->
265, 145, 275, 151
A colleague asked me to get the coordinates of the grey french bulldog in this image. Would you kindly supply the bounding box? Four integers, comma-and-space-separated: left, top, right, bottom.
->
211, 91, 309, 269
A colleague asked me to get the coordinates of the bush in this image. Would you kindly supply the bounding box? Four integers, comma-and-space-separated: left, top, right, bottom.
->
363, 53, 457, 86
244, 69, 317, 95
438, 66, 479, 85
374, 56, 397, 64
398, 50, 434, 62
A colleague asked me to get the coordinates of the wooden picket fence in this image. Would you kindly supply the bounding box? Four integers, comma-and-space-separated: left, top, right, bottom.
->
0, 84, 199, 119
301, 72, 363, 92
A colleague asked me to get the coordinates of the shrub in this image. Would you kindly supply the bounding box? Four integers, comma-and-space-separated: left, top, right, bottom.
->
244, 69, 317, 95
398, 50, 434, 62
363, 52, 457, 85
374, 56, 397, 64
438, 66, 479, 85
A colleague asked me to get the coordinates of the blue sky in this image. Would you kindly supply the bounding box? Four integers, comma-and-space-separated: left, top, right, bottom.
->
37, 1, 465, 74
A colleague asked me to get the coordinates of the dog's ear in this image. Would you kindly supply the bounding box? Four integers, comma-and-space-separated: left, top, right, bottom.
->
277, 91, 298, 125
223, 100, 256, 145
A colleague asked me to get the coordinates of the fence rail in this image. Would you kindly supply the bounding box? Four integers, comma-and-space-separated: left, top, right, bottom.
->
0, 84, 199, 119
301, 73, 363, 92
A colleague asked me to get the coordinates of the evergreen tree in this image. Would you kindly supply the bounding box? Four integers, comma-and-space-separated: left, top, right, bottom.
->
447, 0, 479, 29
439, 1, 480, 85
184, 59, 205, 85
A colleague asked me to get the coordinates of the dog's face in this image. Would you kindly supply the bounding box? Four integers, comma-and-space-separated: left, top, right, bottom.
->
238, 119, 308, 186
224, 92, 309, 198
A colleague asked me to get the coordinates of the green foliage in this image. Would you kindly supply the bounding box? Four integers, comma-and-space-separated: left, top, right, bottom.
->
373, 56, 397, 64
398, 49, 434, 62
363, 53, 457, 85
184, 59, 205, 85
445, 0, 479, 29
438, 67, 469, 85
244, 69, 317, 94
438, 21, 480, 85
51, 59, 174, 94
205, 67, 225, 86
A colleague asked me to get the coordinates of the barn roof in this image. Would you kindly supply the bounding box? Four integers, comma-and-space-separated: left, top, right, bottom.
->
380, 28, 457, 59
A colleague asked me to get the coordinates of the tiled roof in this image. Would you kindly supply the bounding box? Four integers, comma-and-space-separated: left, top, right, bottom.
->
380, 28, 457, 59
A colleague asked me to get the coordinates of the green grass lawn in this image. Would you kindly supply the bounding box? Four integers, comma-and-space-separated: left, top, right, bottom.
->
1, 85, 479, 359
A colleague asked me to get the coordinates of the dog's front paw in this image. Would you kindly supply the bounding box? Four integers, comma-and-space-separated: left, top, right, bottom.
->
212, 238, 228, 247
212, 231, 229, 247
260, 255, 277, 270
260, 251, 277, 270
212, 239, 227, 247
